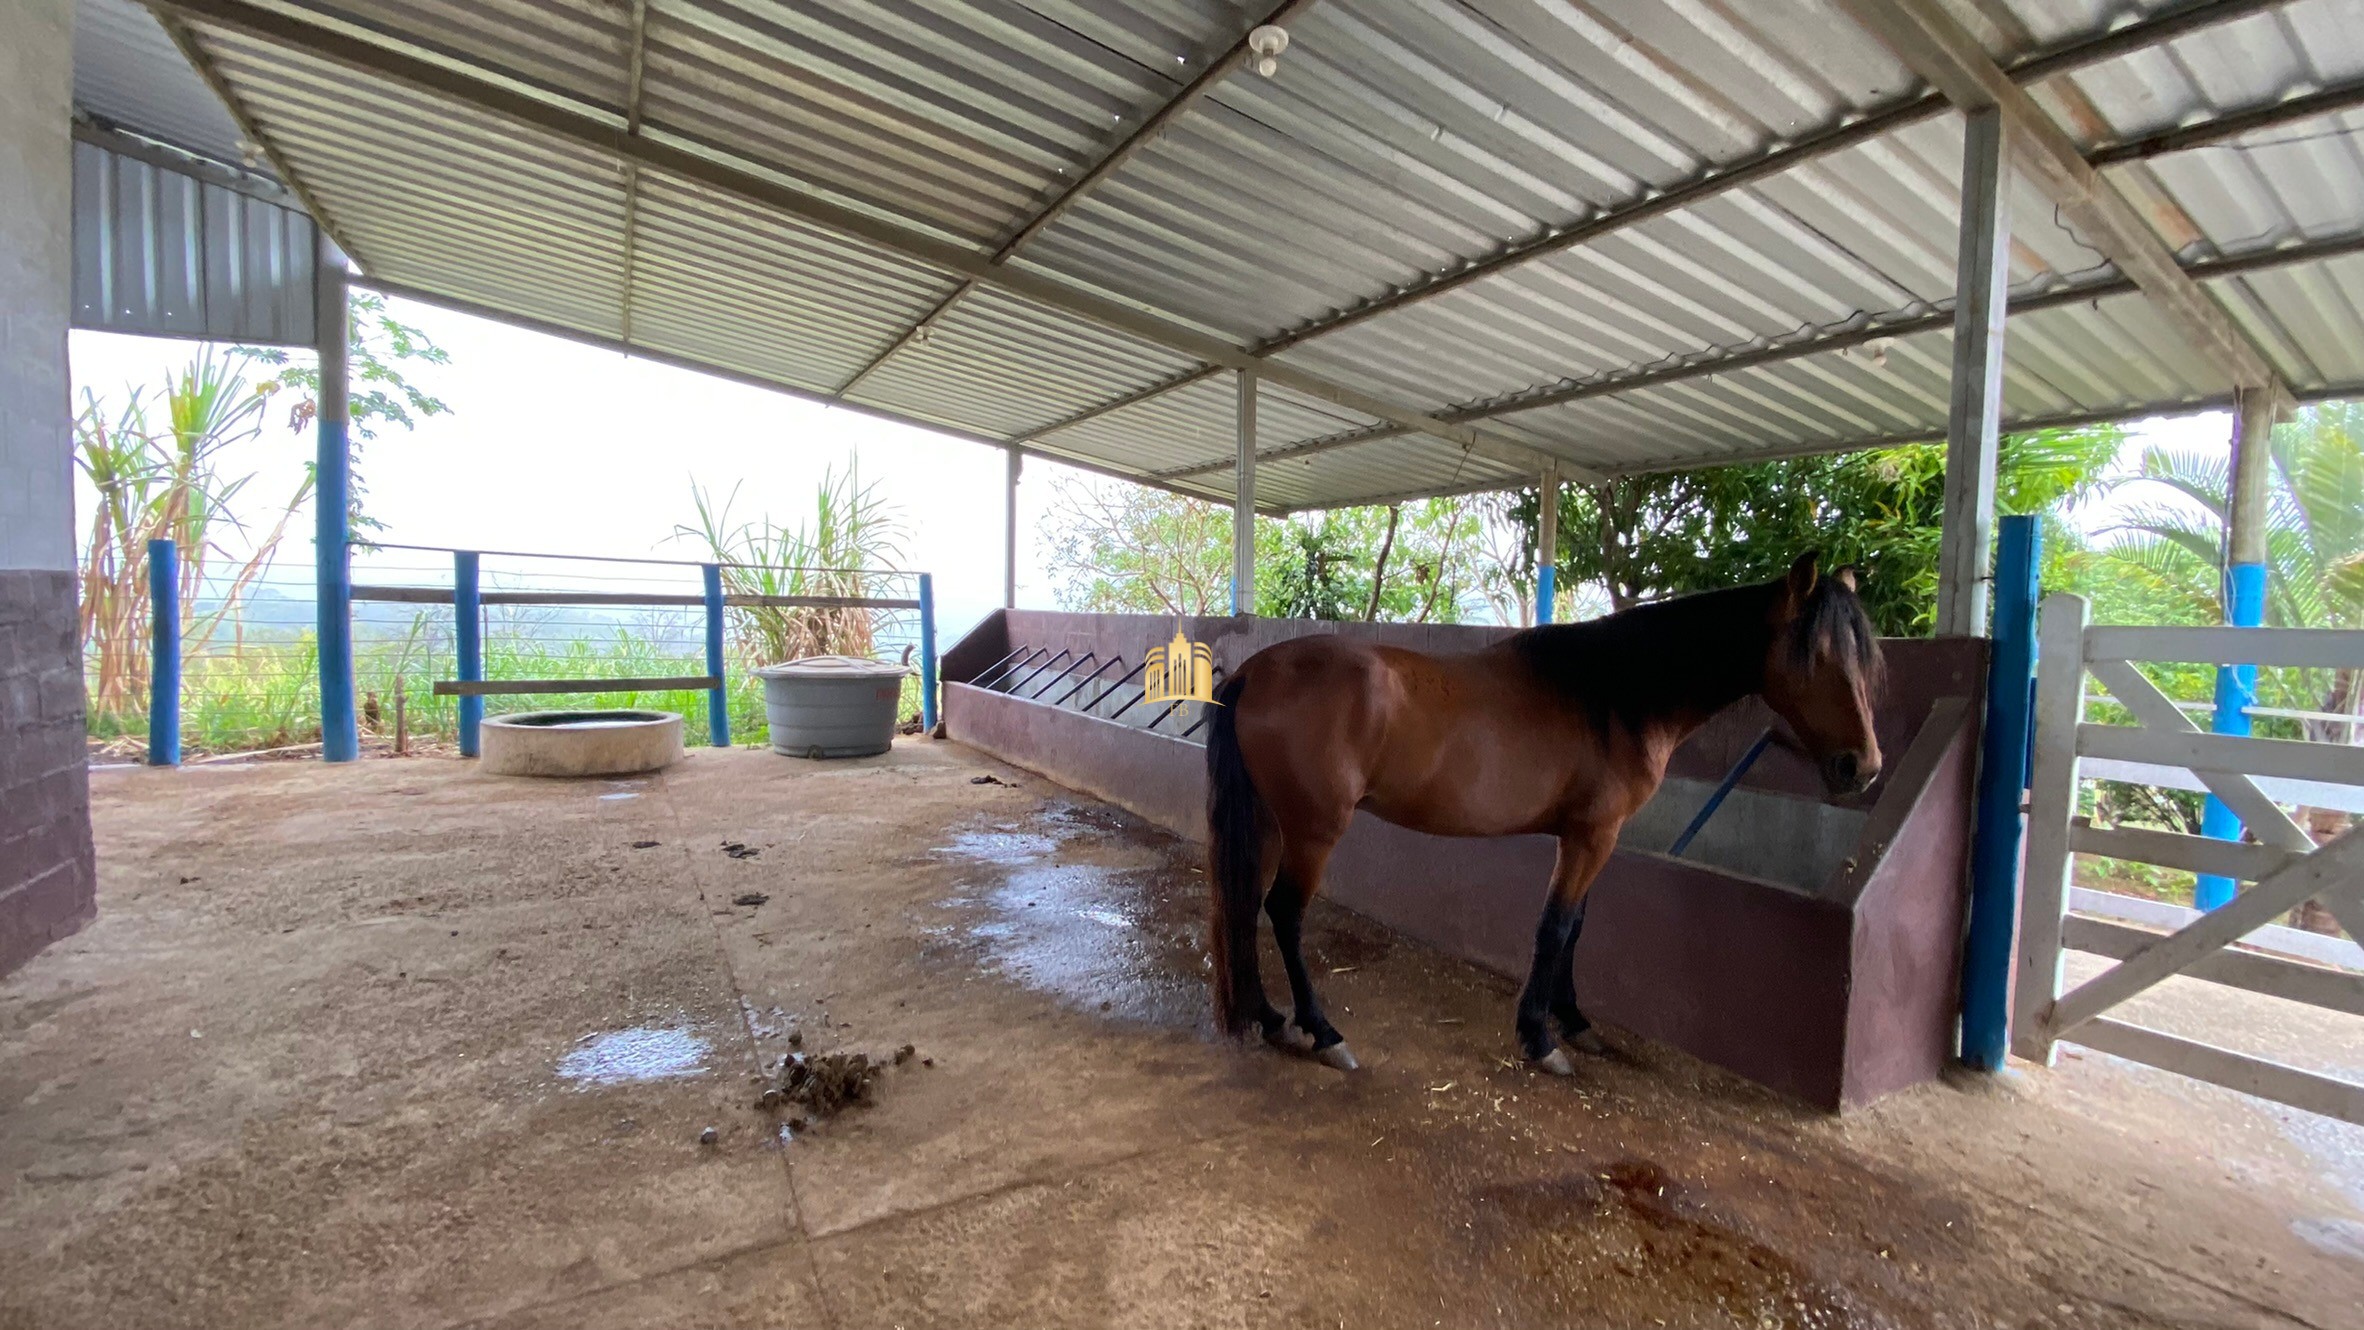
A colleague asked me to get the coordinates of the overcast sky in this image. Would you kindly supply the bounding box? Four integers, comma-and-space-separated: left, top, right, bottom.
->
69, 294, 2237, 643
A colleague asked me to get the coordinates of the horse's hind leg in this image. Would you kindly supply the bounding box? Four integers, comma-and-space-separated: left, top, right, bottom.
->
1268, 837, 1355, 1070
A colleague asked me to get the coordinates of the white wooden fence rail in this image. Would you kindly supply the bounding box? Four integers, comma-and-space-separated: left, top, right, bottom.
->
2015, 594, 2364, 1126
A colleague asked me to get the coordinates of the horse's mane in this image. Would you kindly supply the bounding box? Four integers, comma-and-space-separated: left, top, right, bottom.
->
1507, 573, 1880, 734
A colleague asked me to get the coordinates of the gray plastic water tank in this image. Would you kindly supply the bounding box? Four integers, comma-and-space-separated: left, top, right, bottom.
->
754, 655, 910, 758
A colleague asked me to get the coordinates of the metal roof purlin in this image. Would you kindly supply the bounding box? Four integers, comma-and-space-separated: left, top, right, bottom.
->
1835, 0, 2283, 395
143, 2, 363, 269
153, 0, 1588, 487
1027, 0, 2290, 447
1154, 226, 2364, 483
830, 0, 1323, 403
615, 0, 648, 347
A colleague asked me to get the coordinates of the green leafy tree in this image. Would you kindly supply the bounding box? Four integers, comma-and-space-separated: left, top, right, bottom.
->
1510, 426, 2123, 635
239, 290, 453, 534
1045, 477, 1501, 623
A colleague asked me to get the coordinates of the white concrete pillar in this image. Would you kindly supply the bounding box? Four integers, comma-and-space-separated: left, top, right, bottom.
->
1935, 107, 2011, 638
1003, 445, 1020, 609
0, 0, 97, 976
1233, 369, 1256, 615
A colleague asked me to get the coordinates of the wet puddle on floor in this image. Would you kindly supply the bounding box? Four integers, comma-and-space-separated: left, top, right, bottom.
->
557, 1026, 710, 1086
1474, 1160, 1884, 1329
932, 805, 1206, 1027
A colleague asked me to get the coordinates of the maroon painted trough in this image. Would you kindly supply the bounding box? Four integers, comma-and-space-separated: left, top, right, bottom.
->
942, 610, 1984, 1111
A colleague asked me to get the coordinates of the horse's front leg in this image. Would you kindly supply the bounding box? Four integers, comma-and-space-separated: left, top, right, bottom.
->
1548, 897, 1609, 1056
1517, 824, 1615, 1074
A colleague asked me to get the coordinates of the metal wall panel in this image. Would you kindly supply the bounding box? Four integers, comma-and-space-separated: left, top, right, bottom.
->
70, 138, 316, 344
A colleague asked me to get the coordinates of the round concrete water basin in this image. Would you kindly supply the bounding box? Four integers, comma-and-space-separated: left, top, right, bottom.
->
479, 709, 684, 777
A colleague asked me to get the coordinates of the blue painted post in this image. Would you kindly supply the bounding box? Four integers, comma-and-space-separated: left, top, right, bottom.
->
918, 572, 939, 732
454, 551, 483, 758
314, 237, 358, 762
147, 538, 181, 766
702, 563, 731, 748
2197, 561, 2267, 910
1960, 514, 2041, 1071
1535, 468, 1559, 626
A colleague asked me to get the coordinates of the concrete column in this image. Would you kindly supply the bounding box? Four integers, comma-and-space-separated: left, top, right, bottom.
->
315, 237, 357, 761
0, 0, 97, 976
2197, 385, 2278, 909
1535, 467, 1559, 626
1935, 107, 2010, 638
1233, 369, 1256, 615
1003, 445, 1020, 609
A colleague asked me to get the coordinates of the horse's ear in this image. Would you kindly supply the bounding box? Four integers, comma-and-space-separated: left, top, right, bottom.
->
1832, 565, 1859, 592
1785, 550, 1821, 603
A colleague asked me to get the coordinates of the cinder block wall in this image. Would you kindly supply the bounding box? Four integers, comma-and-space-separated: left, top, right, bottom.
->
0, 0, 98, 976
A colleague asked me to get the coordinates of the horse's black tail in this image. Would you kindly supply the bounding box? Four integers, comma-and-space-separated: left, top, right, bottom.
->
1205, 670, 1265, 1038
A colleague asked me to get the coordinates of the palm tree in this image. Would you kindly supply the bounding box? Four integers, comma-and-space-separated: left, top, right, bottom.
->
2102, 404, 2364, 929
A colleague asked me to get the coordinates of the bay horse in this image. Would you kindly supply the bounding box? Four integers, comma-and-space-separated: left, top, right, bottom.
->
1204, 552, 1883, 1074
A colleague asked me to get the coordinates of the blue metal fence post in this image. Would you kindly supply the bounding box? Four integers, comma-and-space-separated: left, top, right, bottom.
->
314, 236, 358, 762
454, 551, 483, 758
918, 572, 939, 732
1535, 564, 1556, 627
2197, 561, 2266, 909
1959, 514, 2041, 1070
147, 538, 181, 766
702, 563, 731, 748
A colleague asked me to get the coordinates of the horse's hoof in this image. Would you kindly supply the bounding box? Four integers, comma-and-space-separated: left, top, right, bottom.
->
1532, 1047, 1577, 1077
1265, 1025, 1314, 1053
1566, 1029, 1609, 1057
1315, 1042, 1360, 1072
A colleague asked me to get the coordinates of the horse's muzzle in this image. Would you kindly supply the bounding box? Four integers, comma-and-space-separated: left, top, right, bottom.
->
1823, 751, 1878, 796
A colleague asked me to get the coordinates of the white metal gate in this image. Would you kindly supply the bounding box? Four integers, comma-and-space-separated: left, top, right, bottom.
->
2016, 594, 2364, 1124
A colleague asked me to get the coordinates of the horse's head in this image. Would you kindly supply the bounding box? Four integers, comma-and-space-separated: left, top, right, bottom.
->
1761, 552, 1884, 796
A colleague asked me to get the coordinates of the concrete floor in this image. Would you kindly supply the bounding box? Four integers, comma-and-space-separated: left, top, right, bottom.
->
1, 742, 2358, 1330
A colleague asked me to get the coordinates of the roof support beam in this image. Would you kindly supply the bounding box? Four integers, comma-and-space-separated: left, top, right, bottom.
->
1934, 106, 2010, 639
1835, 0, 2282, 392
832, 0, 1320, 400
1233, 370, 1257, 615
1156, 230, 2364, 483
154, 0, 1574, 484
145, 4, 364, 267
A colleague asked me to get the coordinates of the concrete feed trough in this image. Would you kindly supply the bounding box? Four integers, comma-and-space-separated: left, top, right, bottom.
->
479, 709, 684, 777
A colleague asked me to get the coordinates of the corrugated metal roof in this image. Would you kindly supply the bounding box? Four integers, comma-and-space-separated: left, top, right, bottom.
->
70, 0, 2364, 512
73, 0, 255, 167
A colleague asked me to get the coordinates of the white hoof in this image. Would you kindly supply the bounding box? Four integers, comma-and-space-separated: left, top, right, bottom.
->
1264, 1025, 1314, 1053
1315, 1042, 1360, 1072
1532, 1047, 1577, 1077
1566, 1029, 1609, 1056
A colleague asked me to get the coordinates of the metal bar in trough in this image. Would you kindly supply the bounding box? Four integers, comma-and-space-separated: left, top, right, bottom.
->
1666, 729, 1773, 857
433, 676, 719, 697
1026, 652, 1096, 700
1085, 661, 1148, 712
1050, 656, 1123, 708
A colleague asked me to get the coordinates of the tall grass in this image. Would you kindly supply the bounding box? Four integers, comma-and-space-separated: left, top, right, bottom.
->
673, 461, 906, 665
